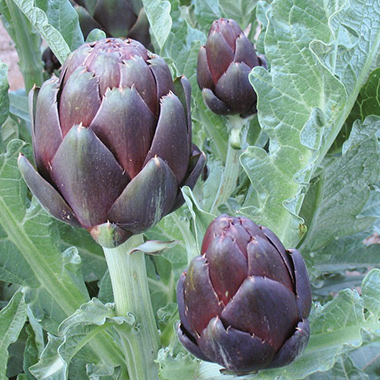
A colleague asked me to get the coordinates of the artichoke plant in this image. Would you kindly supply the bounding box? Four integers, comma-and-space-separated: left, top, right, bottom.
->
197, 18, 266, 117
72, 0, 151, 47
18, 38, 205, 248
177, 214, 311, 374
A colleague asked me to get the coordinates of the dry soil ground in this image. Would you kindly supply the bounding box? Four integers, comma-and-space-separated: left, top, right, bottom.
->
0, 22, 24, 91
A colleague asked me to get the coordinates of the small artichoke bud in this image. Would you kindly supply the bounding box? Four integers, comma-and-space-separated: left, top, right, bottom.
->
197, 18, 266, 117
177, 214, 311, 374
72, 0, 151, 48
19, 38, 206, 248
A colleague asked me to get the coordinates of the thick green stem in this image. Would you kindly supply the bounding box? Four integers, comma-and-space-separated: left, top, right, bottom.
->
103, 234, 160, 380
210, 116, 246, 213
4, 0, 44, 91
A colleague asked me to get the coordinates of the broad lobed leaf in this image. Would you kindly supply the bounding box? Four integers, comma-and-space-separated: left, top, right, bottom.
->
243, 0, 380, 247
300, 116, 380, 253
0, 289, 26, 380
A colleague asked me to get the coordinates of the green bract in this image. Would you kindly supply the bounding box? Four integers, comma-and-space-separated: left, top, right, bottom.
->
177, 214, 311, 374
197, 18, 265, 117
18, 38, 206, 248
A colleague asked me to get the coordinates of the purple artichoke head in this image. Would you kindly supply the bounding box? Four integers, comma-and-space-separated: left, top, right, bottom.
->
72, 0, 151, 48
177, 214, 311, 374
19, 38, 205, 248
197, 18, 266, 117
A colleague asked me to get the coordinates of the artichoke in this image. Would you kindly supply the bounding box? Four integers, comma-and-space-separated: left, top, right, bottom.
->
197, 18, 265, 117
177, 214, 311, 374
72, 0, 151, 48
18, 38, 205, 248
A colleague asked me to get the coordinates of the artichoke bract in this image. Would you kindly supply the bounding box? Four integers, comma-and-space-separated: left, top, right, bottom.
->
197, 18, 265, 117
18, 38, 205, 248
72, 0, 151, 48
177, 214, 311, 374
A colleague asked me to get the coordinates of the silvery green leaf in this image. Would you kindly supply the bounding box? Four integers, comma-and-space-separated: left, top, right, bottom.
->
243, 0, 380, 248
0, 289, 26, 379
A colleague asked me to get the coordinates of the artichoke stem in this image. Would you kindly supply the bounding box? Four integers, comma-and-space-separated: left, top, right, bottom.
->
103, 234, 160, 380
210, 116, 245, 213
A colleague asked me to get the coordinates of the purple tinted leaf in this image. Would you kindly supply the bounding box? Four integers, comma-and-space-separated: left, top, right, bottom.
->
202, 88, 231, 115
206, 30, 234, 83
18, 155, 80, 227
262, 226, 295, 282
221, 276, 299, 351
32, 80, 62, 180
177, 323, 211, 362
183, 256, 223, 335
144, 93, 190, 184
206, 235, 248, 304
90, 86, 156, 178
148, 55, 175, 103
268, 319, 310, 368
247, 237, 294, 292
201, 214, 231, 254
119, 56, 158, 115
198, 317, 276, 373
85, 48, 122, 95
51, 125, 128, 228
197, 46, 214, 89
108, 157, 177, 232
214, 62, 256, 115
234, 35, 260, 67
289, 249, 312, 319
59, 67, 101, 135
171, 147, 206, 211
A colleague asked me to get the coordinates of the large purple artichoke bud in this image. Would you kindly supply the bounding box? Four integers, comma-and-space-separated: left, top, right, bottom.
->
72, 0, 151, 48
177, 214, 311, 374
18, 38, 205, 248
197, 18, 265, 117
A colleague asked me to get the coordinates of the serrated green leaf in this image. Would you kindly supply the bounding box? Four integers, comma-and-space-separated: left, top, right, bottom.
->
23, 246, 89, 333
37, 0, 83, 50
30, 299, 129, 380
0, 289, 26, 379
12, 0, 73, 64
0, 1, 44, 91
244, 0, 380, 248
300, 116, 380, 253
157, 348, 200, 380
355, 67, 380, 120
98, 270, 113, 304
57, 223, 106, 283
335, 67, 380, 151
156, 302, 178, 347
193, 0, 221, 31
142, 0, 172, 49
308, 355, 369, 380
313, 228, 380, 274
348, 341, 380, 379
181, 186, 215, 253
0, 140, 122, 373
145, 213, 190, 277
219, 0, 259, 29
8, 90, 30, 124
146, 255, 175, 314
23, 324, 40, 380
0, 141, 89, 328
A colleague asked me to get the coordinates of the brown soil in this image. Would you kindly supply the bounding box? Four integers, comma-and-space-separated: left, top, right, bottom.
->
0, 23, 25, 91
